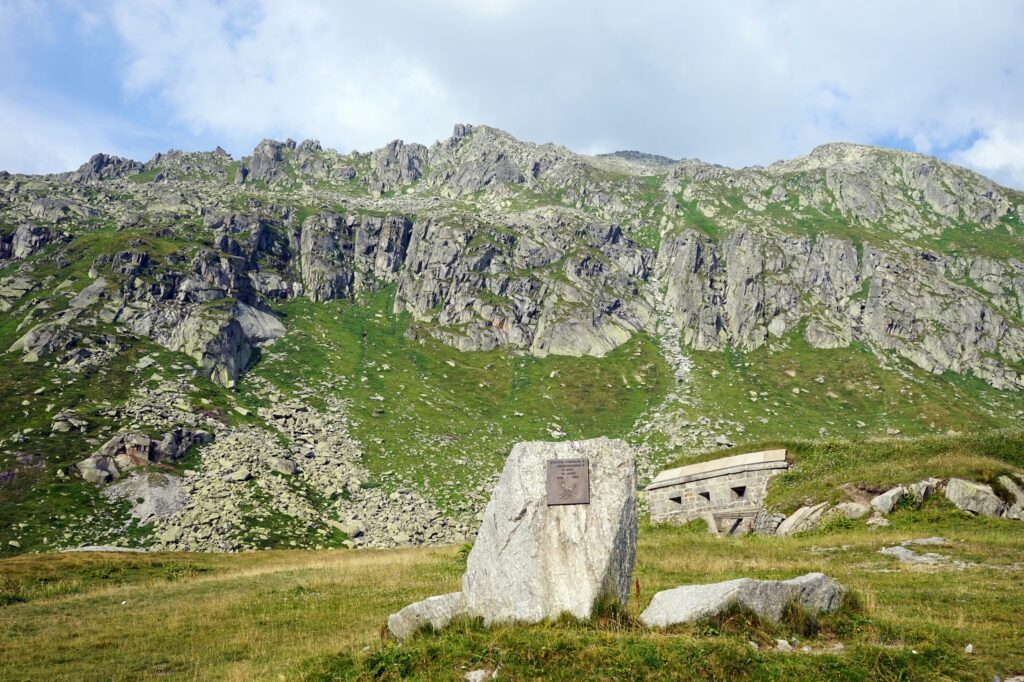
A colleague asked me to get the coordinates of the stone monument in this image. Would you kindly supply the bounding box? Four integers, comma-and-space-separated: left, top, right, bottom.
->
388, 436, 638, 639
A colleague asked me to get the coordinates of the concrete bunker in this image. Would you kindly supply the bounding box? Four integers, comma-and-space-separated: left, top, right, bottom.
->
646, 449, 789, 535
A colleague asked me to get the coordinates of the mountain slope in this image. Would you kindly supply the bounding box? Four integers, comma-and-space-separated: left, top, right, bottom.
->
1, 124, 1023, 553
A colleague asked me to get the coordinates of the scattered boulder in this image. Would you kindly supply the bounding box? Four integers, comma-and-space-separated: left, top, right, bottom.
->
945, 478, 1006, 518
77, 456, 120, 485
268, 457, 298, 476
870, 486, 905, 515
639, 573, 844, 627
51, 410, 88, 434
387, 592, 465, 641
866, 514, 890, 528
224, 467, 252, 483
776, 502, 829, 536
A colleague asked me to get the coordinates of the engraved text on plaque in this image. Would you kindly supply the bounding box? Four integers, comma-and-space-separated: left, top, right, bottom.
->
546, 458, 591, 505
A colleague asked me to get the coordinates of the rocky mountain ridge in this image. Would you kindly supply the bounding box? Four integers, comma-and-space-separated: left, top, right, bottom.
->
4, 124, 1020, 391
2, 123, 1023, 553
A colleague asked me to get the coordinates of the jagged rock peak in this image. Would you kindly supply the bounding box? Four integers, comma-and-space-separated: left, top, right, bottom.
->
69, 153, 145, 183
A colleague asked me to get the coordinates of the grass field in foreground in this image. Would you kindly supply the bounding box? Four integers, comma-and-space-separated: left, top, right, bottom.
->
1, 500, 1022, 681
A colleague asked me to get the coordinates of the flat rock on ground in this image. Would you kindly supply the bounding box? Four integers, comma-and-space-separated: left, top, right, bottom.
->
639, 572, 844, 627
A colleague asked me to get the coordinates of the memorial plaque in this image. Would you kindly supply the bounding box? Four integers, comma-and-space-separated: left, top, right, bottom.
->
546, 458, 590, 505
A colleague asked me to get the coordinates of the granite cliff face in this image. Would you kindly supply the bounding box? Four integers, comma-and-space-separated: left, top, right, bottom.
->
2, 124, 1022, 391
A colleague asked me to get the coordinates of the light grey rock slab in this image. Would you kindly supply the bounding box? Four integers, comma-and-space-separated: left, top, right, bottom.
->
461, 437, 638, 624
866, 514, 890, 528
224, 467, 252, 483
103, 472, 186, 523
639, 572, 844, 627
880, 546, 942, 564
387, 592, 465, 641
871, 486, 905, 515
776, 502, 829, 536
68, 277, 107, 309
267, 457, 298, 476
833, 502, 870, 519
945, 478, 1006, 518
232, 301, 285, 345
908, 478, 939, 505
903, 536, 949, 546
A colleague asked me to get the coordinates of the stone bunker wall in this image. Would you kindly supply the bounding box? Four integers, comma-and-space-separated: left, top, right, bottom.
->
646, 450, 789, 534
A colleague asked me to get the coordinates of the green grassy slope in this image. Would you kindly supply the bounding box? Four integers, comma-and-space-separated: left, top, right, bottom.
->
244, 288, 673, 506
677, 335, 1024, 441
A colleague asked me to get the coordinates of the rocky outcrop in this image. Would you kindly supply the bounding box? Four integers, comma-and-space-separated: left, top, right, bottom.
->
395, 216, 653, 356
655, 227, 1024, 389
76, 427, 212, 485
3, 127, 1024, 396
639, 573, 845, 627
166, 310, 252, 388
237, 139, 294, 185
297, 212, 413, 302
870, 486, 905, 514
998, 475, 1024, 519
69, 153, 145, 183
370, 140, 427, 193
0, 276, 34, 311
1, 223, 59, 260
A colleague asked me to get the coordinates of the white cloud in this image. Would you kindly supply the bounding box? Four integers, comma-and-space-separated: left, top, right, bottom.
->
0, 91, 121, 174
953, 122, 1024, 190
105, 0, 466, 154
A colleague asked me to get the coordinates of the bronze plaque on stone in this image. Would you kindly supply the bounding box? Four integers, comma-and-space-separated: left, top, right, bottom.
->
546, 458, 590, 505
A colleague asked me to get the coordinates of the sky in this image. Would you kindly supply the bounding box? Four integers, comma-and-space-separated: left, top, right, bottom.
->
1, 0, 1023, 188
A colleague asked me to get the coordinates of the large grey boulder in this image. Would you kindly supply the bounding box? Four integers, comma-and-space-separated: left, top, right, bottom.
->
639, 573, 844, 627
387, 437, 638, 639
232, 301, 285, 344
461, 437, 638, 624
945, 478, 1006, 518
